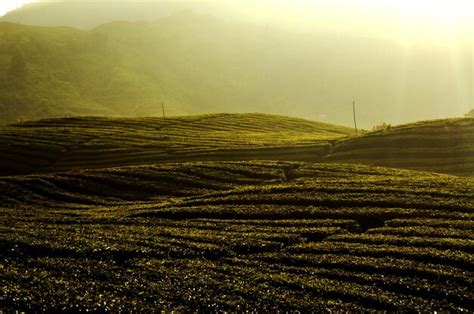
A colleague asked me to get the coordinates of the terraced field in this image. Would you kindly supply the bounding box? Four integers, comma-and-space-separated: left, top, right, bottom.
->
1, 114, 473, 311
1, 161, 473, 311
0, 114, 352, 176
1, 115, 472, 177
329, 118, 474, 176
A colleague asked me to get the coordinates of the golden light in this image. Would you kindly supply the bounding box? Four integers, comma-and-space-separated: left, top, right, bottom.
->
393, 0, 473, 22
298, 0, 474, 25
0, 0, 36, 17
290, 0, 474, 42
380, 0, 474, 44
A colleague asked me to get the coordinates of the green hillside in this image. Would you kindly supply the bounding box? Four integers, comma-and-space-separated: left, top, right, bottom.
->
0, 12, 471, 126
1, 161, 473, 311
328, 118, 474, 176
0, 1, 230, 29
0, 113, 353, 176
1, 114, 472, 176
2, 2, 472, 312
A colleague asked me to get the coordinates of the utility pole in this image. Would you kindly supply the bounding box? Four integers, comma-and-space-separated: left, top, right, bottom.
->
469, 42, 473, 110
161, 102, 166, 120
353, 101, 358, 136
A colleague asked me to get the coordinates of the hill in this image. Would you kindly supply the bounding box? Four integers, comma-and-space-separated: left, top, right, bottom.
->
1, 114, 472, 176
0, 1, 231, 29
1, 161, 473, 311
0, 12, 471, 126
0, 113, 354, 176
328, 118, 474, 176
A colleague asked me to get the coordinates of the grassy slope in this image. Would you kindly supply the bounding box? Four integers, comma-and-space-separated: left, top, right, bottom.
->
328, 118, 474, 176
1, 115, 472, 176
0, 113, 353, 176
1, 161, 473, 311
0, 22, 118, 123
0, 14, 470, 127
1, 115, 472, 310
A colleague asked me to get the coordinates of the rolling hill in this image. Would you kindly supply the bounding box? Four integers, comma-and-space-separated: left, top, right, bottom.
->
1, 113, 473, 310
2, 2, 472, 311
0, 11, 471, 126
0, 1, 232, 29
1, 161, 473, 311
328, 118, 474, 176
0, 113, 354, 176
0, 114, 472, 176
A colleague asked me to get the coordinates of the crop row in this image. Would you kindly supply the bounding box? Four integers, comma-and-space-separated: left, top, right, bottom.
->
285, 241, 473, 270
257, 253, 473, 287
328, 118, 474, 175
1, 160, 472, 311
366, 226, 474, 239
327, 233, 474, 253
228, 257, 472, 310
3, 249, 472, 312
0, 114, 350, 175
3, 160, 469, 207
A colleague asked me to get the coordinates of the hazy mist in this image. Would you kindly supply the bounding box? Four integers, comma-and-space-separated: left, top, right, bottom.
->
0, 0, 472, 127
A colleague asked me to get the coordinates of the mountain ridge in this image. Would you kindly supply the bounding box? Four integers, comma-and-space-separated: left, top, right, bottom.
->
0, 12, 471, 126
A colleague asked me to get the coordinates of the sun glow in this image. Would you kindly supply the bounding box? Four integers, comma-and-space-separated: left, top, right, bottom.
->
297, 0, 474, 28
237, 0, 474, 42
384, 0, 474, 42
0, 0, 36, 17
392, 0, 474, 24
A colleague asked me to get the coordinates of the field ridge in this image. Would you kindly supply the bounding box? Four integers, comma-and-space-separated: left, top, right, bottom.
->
1, 161, 473, 311
0, 114, 472, 176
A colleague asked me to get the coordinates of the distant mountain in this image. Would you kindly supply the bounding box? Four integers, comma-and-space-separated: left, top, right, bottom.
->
0, 1, 232, 29
0, 11, 471, 126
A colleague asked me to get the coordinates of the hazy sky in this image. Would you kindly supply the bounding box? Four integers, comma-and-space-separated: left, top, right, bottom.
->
0, 0, 35, 17
2, 1, 472, 43
0, 0, 472, 123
